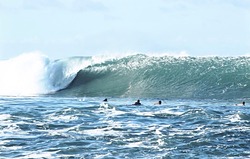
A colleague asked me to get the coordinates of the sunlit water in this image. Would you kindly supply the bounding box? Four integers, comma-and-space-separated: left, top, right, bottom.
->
0, 97, 250, 158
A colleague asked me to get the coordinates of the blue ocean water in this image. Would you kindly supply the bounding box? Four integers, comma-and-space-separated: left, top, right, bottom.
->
1, 53, 250, 158
0, 97, 250, 158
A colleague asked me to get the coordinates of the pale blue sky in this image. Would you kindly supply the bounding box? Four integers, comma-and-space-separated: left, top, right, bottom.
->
0, 0, 250, 59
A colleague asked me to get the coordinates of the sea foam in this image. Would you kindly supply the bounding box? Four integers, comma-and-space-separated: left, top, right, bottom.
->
0, 52, 86, 96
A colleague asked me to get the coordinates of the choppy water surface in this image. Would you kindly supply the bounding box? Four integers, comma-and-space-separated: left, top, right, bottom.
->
0, 97, 250, 158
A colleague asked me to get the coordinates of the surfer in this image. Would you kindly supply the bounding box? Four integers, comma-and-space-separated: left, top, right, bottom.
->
100, 98, 109, 108
154, 100, 162, 105
103, 98, 108, 102
235, 101, 245, 106
133, 100, 142, 105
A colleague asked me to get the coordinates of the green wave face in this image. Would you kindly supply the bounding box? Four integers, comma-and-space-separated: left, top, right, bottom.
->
58, 55, 250, 99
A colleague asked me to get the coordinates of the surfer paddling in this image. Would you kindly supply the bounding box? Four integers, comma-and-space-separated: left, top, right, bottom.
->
103, 98, 108, 102
100, 98, 109, 108
235, 101, 245, 106
133, 100, 142, 105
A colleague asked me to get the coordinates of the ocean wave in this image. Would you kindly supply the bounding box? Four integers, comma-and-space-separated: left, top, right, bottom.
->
59, 55, 250, 99
1, 53, 250, 99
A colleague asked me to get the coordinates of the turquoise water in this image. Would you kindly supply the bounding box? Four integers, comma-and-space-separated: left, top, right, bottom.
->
61, 55, 250, 99
0, 97, 249, 158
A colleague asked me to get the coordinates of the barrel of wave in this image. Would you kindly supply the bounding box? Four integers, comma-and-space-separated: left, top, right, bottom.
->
0, 52, 88, 96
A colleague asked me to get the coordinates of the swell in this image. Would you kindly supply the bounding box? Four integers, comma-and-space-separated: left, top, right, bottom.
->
56, 55, 250, 99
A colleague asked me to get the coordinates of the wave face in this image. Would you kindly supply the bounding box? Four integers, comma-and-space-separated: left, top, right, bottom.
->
1, 53, 250, 99
58, 54, 250, 99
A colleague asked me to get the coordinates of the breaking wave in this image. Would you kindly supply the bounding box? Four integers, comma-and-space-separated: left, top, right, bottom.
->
0, 52, 110, 96
1, 52, 250, 99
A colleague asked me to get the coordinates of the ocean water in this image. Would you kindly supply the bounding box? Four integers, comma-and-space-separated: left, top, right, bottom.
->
0, 97, 250, 158
0, 53, 250, 158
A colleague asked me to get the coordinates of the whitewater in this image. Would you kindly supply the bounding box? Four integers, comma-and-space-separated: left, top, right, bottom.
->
0, 53, 250, 158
